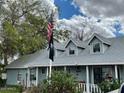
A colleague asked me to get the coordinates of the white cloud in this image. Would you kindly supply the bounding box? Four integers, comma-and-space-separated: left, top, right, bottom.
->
56, 15, 117, 40
72, 0, 124, 19
44, 0, 124, 39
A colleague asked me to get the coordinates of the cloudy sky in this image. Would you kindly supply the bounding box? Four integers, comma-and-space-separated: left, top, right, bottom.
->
46, 0, 124, 38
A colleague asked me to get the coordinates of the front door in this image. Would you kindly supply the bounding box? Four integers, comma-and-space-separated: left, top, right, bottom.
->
94, 67, 102, 84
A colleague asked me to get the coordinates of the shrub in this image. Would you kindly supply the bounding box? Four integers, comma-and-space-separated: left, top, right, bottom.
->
28, 71, 80, 93
111, 79, 121, 90
99, 79, 121, 93
44, 71, 79, 93
0, 78, 6, 87
16, 85, 23, 93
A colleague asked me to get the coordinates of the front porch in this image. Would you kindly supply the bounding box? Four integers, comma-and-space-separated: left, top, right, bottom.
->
26, 65, 122, 93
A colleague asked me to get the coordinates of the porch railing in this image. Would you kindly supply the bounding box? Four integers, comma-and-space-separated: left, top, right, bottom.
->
78, 83, 102, 93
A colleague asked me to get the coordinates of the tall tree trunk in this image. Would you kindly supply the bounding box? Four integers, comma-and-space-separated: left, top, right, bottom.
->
3, 52, 8, 65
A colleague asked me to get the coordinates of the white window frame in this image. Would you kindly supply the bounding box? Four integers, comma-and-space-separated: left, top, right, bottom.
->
17, 71, 22, 82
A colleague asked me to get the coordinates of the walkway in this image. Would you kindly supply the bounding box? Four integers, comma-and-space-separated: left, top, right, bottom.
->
108, 89, 119, 93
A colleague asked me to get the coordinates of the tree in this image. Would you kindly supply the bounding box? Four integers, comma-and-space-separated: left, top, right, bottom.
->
0, 0, 70, 65
54, 29, 71, 42
0, 0, 48, 65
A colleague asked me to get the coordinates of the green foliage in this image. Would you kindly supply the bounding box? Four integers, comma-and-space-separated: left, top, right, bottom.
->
0, 89, 19, 93
111, 79, 121, 90
6, 85, 23, 93
54, 29, 71, 41
0, 0, 69, 65
0, 85, 23, 93
0, 64, 5, 73
16, 85, 23, 93
0, 78, 6, 87
2, 21, 20, 56
28, 71, 80, 93
99, 79, 121, 92
0, 64, 6, 87
18, 21, 46, 55
0, 0, 48, 65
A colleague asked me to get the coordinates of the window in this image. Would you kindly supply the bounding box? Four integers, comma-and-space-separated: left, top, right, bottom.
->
76, 66, 81, 72
42, 68, 45, 74
68, 68, 71, 73
30, 68, 36, 80
93, 43, 100, 53
17, 72, 22, 81
69, 48, 75, 55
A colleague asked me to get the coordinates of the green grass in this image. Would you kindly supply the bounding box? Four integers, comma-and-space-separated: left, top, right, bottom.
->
0, 88, 19, 93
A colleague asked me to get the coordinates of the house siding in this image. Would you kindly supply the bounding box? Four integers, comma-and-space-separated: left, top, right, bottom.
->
66, 66, 86, 82
6, 69, 27, 86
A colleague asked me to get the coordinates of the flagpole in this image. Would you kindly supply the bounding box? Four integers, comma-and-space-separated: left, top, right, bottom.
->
48, 8, 55, 83
49, 59, 52, 79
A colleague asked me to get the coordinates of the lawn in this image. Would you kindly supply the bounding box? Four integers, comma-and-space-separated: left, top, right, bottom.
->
0, 88, 20, 93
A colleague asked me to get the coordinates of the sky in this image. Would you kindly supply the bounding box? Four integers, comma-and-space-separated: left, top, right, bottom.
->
45, 0, 124, 39
54, 0, 83, 19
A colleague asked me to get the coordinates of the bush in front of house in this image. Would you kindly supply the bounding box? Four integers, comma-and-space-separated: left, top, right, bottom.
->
41, 71, 80, 93
16, 85, 23, 93
99, 79, 121, 93
28, 71, 81, 93
0, 78, 6, 87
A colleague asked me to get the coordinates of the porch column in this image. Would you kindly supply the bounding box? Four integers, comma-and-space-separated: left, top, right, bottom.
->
91, 66, 94, 84
86, 65, 90, 93
36, 67, 38, 86
27, 68, 30, 87
115, 65, 118, 79
46, 67, 49, 79
64, 66, 67, 72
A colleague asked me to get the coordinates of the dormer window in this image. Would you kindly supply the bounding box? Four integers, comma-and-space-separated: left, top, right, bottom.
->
93, 43, 100, 53
69, 48, 75, 55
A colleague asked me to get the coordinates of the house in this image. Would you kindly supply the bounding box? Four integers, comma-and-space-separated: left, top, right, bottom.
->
6, 33, 124, 93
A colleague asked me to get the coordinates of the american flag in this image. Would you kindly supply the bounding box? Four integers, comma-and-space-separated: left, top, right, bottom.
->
47, 14, 54, 61
47, 19, 54, 43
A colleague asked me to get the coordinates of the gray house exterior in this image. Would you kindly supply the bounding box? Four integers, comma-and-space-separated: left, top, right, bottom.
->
6, 33, 124, 92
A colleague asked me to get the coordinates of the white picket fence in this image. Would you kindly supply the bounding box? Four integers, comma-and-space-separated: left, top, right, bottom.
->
78, 83, 102, 93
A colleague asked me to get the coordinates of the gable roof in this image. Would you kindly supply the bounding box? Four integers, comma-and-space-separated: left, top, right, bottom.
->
64, 38, 86, 49
54, 41, 65, 51
6, 35, 124, 69
87, 33, 111, 45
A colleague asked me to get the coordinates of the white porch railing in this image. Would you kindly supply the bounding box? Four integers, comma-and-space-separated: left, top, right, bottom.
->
78, 83, 102, 93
